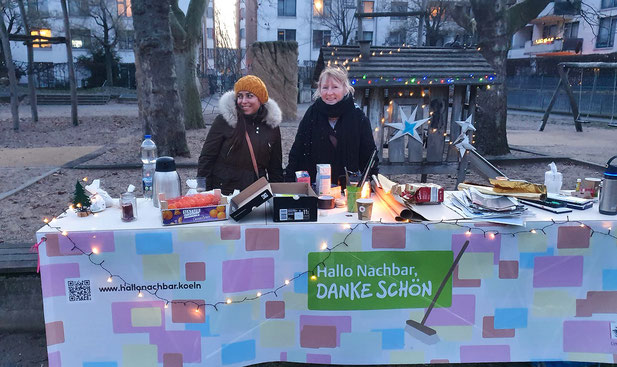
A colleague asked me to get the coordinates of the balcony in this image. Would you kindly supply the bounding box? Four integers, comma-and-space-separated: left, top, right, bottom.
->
524, 37, 583, 56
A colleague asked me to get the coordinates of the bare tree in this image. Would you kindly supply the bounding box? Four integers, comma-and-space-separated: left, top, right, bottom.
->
450, 0, 552, 155
85, 0, 128, 87
132, 0, 189, 157
170, 0, 207, 130
16, 0, 37, 121
60, 0, 78, 126
314, 0, 357, 45
0, 0, 19, 130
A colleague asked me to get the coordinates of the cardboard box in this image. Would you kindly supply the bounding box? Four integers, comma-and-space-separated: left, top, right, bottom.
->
270, 182, 318, 222
230, 177, 273, 221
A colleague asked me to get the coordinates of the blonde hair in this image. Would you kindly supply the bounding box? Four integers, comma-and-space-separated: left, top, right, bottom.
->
313, 66, 355, 101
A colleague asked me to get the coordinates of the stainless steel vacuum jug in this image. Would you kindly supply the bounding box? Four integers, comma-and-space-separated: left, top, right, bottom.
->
599, 155, 617, 215
152, 156, 181, 208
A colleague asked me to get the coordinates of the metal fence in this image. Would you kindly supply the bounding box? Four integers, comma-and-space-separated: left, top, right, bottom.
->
507, 74, 617, 118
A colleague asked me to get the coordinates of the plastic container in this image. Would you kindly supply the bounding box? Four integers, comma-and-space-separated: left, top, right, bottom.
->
142, 163, 155, 199
140, 135, 157, 164
544, 162, 563, 194
120, 192, 137, 222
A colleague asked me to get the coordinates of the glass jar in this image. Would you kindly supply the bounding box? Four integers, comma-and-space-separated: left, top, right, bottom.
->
121, 192, 137, 222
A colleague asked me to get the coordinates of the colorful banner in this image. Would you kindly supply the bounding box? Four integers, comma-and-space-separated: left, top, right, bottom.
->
308, 251, 453, 310
36, 220, 617, 366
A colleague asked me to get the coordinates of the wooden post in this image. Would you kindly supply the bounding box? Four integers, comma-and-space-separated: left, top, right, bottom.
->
456, 86, 477, 185
388, 100, 406, 163
447, 85, 466, 161
368, 87, 384, 160
557, 64, 583, 132
426, 86, 448, 163
539, 76, 563, 131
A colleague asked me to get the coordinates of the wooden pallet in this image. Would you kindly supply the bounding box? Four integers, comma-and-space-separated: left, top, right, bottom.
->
0, 242, 38, 273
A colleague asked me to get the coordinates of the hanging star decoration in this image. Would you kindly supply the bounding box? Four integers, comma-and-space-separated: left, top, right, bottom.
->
454, 135, 476, 158
385, 106, 430, 143
455, 114, 476, 135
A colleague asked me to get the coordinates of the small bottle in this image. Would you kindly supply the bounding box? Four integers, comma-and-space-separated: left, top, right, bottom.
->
142, 163, 155, 199
575, 178, 582, 192
121, 192, 137, 222
141, 135, 157, 199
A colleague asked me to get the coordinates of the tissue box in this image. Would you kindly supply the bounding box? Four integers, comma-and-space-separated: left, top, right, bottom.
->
270, 183, 318, 222
229, 177, 273, 221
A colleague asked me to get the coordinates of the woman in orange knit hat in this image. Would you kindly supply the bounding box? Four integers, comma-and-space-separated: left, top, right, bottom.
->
198, 75, 283, 195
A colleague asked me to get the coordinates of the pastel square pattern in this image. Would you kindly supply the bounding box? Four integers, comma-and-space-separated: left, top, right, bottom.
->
245, 228, 279, 251
163, 353, 183, 367
372, 226, 405, 248
40, 263, 80, 298
46, 321, 65, 346
265, 301, 285, 319
142, 254, 180, 281
220, 225, 241, 240
131, 307, 162, 327
557, 226, 591, 249
171, 299, 206, 323
122, 344, 158, 367
533, 256, 583, 287
499, 260, 519, 279
48, 351, 61, 367
185, 262, 206, 281
221, 340, 256, 365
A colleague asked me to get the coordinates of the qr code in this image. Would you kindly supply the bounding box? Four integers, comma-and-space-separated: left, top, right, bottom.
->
67, 280, 91, 302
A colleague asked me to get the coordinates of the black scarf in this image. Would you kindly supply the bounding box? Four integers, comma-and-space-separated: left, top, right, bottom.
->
314, 94, 355, 118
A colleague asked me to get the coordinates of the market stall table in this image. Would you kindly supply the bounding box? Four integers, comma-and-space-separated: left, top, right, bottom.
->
36, 194, 617, 366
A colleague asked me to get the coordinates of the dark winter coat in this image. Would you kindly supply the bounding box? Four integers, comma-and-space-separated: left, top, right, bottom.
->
284, 94, 378, 184
198, 91, 283, 195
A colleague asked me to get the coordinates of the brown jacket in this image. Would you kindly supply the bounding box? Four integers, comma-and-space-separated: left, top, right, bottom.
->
197, 91, 283, 195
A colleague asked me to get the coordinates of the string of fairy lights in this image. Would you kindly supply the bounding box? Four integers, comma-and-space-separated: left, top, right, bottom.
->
36, 213, 616, 313
324, 44, 497, 86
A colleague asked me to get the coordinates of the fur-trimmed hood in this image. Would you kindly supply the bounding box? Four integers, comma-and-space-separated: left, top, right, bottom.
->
218, 90, 282, 129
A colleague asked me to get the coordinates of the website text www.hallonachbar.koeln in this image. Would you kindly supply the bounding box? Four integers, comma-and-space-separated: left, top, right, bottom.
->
98, 281, 202, 293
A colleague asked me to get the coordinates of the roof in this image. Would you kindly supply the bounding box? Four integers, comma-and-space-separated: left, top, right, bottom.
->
315, 45, 499, 87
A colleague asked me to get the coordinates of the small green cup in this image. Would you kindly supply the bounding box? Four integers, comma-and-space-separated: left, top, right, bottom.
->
346, 185, 361, 213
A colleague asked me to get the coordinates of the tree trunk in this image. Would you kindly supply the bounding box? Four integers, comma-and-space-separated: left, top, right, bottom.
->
133, 0, 190, 157
0, 14, 19, 130
60, 0, 79, 126
17, 0, 38, 122
470, 0, 510, 155
174, 48, 204, 129
104, 45, 114, 86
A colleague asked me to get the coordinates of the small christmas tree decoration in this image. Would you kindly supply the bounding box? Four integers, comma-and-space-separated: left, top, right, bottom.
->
73, 180, 92, 217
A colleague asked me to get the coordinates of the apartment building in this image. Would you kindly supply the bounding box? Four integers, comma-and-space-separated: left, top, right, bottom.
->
509, 0, 617, 59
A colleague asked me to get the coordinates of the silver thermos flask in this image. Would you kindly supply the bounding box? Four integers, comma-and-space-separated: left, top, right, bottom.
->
152, 156, 182, 208
599, 155, 617, 215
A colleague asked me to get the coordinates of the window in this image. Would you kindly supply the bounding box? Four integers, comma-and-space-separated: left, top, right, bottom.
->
240, 28, 245, 39
117, 30, 134, 50
206, 48, 215, 59
207, 28, 214, 39
313, 29, 331, 48
278, 0, 296, 16
597, 17, 617, 48
314, 0, 331, 16
563, 22, 579, 38
69, 0, 89, 16
602, 0, 617, 9
26, 0, 48, 15
391, 1, 407, 20
117, 0, 132, 17
277, 29, 296, 41
30, 29, 51, 48
388, 30, 406, 45
71, 29, 91, 49
542, 24, 557, 38
343, 0, 355, 8
363, 31, 373, 43
363, 1, 374, 19
207, 7, 213, 17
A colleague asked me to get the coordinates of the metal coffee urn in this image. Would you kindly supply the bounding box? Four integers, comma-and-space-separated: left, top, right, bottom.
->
599, 155, 617, 215
152, 156, 181, 208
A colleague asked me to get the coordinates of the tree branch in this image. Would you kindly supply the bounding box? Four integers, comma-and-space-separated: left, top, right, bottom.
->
185, 0, 206, 38
506, 0, 551, 35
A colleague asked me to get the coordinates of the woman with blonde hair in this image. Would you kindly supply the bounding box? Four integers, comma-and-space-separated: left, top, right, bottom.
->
285, 66, 378, 183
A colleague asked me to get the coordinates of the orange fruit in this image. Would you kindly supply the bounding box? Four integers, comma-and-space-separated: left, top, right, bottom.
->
216, 205, 226, 212
162, 210, 173, 220
217, 211, 226, 219
209, 209, 218, 218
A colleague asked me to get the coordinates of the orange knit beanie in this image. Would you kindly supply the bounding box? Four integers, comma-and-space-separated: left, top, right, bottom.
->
234, 75, 269, 103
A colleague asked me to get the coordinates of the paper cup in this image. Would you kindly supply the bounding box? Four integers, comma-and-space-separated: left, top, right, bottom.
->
356, 198, 374, 221
346, 186, 362, 213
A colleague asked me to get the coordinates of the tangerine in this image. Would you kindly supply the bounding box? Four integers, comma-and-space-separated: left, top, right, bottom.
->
217, 211, 226, 219
209, 209, 218, 218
